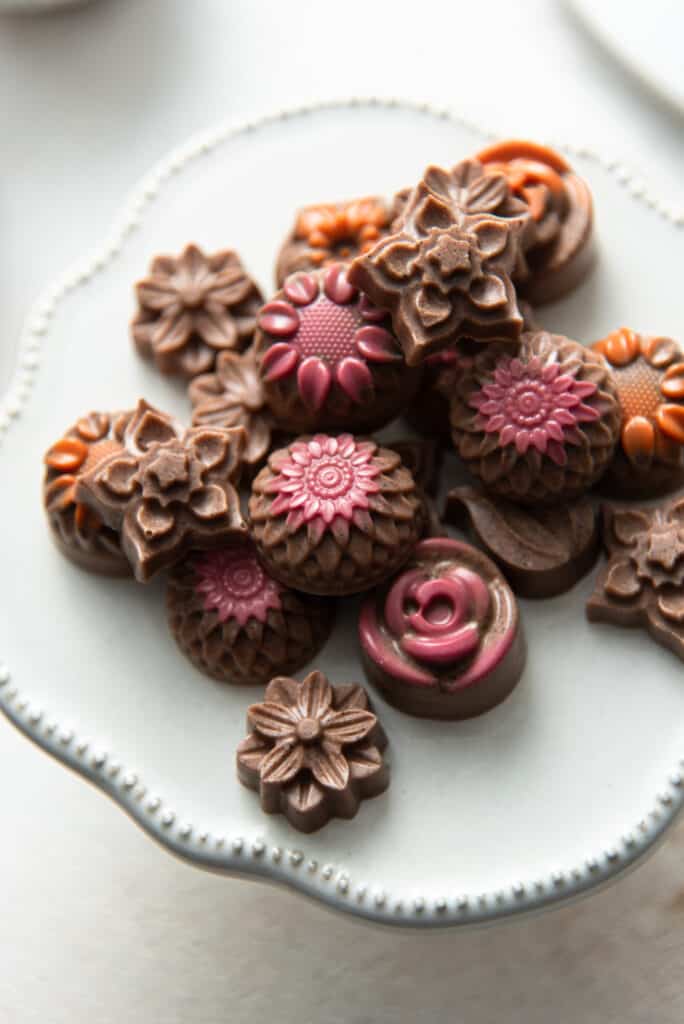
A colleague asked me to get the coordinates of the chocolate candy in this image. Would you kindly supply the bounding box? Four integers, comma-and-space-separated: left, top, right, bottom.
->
75, 400, 246, 582
248, 434, 424, 596
256, 264, 419, 434
43, 410, 134, 576
359, 538, 525, 720
189, 345, 276, 476
131, 243, 263, 379
592, 328, 684, 498
446, 486, 599, 598
275, 196, 391, 286
236, 670, 389, 833
587, 498, 684, 663
167, 540, 333, 685
476, 140, 595, 305
348, 160, 529, 365
449, 330, 621, 503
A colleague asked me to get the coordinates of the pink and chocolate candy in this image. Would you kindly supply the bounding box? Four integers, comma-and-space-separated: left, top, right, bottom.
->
359, 537, 525, 720
256, 264, 419, 434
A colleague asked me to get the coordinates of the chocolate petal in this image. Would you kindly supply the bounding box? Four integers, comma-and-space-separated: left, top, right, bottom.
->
604, 559, 641, 599
346, 744, 385, 781
193, 310, 238, 350
259, 741, 305, 784
332, 684, 369, 712
284, 777, 326, 816
297, 670, 333, 719
354, 326, 400, 363
611, 508, 652, 546
321, 708, 376, 746
153, 311, 194, 353
297, 356, 332, 411
236, 732, 269, 780
247, 700, 298, 739
306, 741, 350, 790
189, 484, 229, 520
265, 676, 301, 706
657, 590, 684, 624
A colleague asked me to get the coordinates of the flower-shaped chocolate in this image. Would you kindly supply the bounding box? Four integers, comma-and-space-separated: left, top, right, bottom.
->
449, 331, 621, 503
587, 498, 684, 663
348, 204, 524, 365
592, 328, 684, 497
189, 346, 275, 471
43, 410, 134, 575
359, 538, 525, 719
275, 196, 391, 285
131, 244, 263, 379
167, 541, 333, 685
236, 670, 388, 832
256, 265, 417, 432
249, 434, 423, 595
75, 400, 246, 581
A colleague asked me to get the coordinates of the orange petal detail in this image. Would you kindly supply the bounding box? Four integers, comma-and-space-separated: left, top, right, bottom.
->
621, 415, 655, 466
656, 404, 684, 445
592, 327, 640, 367
44, 436, 89, 472
476, 139, 571, 173
661, 362, 684, 400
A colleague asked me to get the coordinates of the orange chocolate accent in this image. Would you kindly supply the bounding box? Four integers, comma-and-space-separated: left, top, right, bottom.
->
75, 412, 110, 442
593, 327, 640, 367
295, 197, 389, 252
44, 437, 89, 472
656, 404, 684, 445
661, 362, 684, 400
621, 416, 655, 466
476, 140, 571, 174
44, 474, 76, 511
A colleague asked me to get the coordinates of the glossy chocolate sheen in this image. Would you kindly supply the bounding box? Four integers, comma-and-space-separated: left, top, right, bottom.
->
236, 670, 389, 833
446, 486, 600, 598
359, 537, 526, 720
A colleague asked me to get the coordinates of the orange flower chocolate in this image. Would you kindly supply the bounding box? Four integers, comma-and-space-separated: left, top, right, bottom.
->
275, 196, 391, 286
592, 328, 684, 497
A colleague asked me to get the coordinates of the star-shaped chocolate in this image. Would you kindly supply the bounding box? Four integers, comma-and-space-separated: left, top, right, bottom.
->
75, 399, 246, 581
586, 497, 684, 661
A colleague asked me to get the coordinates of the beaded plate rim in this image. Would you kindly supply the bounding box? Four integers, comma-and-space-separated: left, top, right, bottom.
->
1, 97, 683, 929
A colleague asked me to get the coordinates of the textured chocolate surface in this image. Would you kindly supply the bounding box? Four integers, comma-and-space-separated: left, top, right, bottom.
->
359, 537, 525, 720
446, 486, 599, 598
592, 328, 684, 498
348, 172, 526, 365
255, 264, 418, 434
75, 400, 246, 582
131, 243, 263, 379
448, 330, 621, 503
249, 433, 423, 596
275, 196, 391, 286
189, 345, 275, 473
476, 140, 595, 305
167, 540, 333, 685
587, 498, 684, 662
43, 410, 133, 576
236, 670, 389, 833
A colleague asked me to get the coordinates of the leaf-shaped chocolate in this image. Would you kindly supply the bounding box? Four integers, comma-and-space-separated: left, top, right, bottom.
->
445, 486, 599, 598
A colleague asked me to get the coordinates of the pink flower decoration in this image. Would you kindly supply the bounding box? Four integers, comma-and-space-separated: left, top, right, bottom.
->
194, 544, 282, 626
258, 264, 400, 411
266, 434, 381, 545
468, 354, 599, 466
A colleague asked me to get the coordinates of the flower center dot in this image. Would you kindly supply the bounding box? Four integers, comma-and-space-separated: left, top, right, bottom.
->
296, 718, 321, 743
306, 457, 354, 499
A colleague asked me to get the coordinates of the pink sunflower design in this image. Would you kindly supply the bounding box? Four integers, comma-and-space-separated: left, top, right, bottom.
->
193, 545, 282, 626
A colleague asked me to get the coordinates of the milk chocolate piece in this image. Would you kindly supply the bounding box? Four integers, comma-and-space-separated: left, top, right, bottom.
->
476, 140, 595, 305
587, 498, 684, 662
448, 330, 621, 503
359, 537, 525, 720
248, 434, 424, 596
236, 670, 389, 833
131, 243, 263, 379
256, 264, 419, 434
592, 328, 684, 498
43, 410, 134, 576
446, 486, 599, 598
167, 540, 333, 685
75, 400, 247, 582
275, 196, 392, 286
348, 160, 529, 365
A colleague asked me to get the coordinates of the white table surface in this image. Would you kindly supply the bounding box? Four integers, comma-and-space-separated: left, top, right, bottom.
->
2, 2, 684, 1021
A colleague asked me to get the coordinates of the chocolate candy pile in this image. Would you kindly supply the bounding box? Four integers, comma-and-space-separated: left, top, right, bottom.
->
42, 140, 684, 832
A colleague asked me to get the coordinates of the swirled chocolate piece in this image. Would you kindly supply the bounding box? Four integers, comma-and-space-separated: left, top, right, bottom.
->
476, 140, 595, 305
248, 434, 424, 596
255, 264, 419, 434
131, 243, 263, 379
591, 328, 684, 498
445, 486, 599, 598
236, 670, 389, 833
587, 498, 684, 663
167, 540, 333, 685
275, 196, 392, 286
359, 538, 525, 720
43, 410, 134, 576
449, 330, 621, 503
75, 400, 247, 582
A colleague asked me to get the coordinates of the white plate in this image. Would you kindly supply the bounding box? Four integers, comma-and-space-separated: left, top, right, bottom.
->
2, 99, 684, 930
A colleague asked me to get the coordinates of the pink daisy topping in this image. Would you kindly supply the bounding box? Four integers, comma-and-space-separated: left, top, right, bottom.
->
266, 434, 381, 544
258, 264, 401, 411
194, 544, 282, 626
468, 353, 599, 466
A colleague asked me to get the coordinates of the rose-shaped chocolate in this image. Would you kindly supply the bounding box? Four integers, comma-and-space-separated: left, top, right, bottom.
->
359, 538, 525, 719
